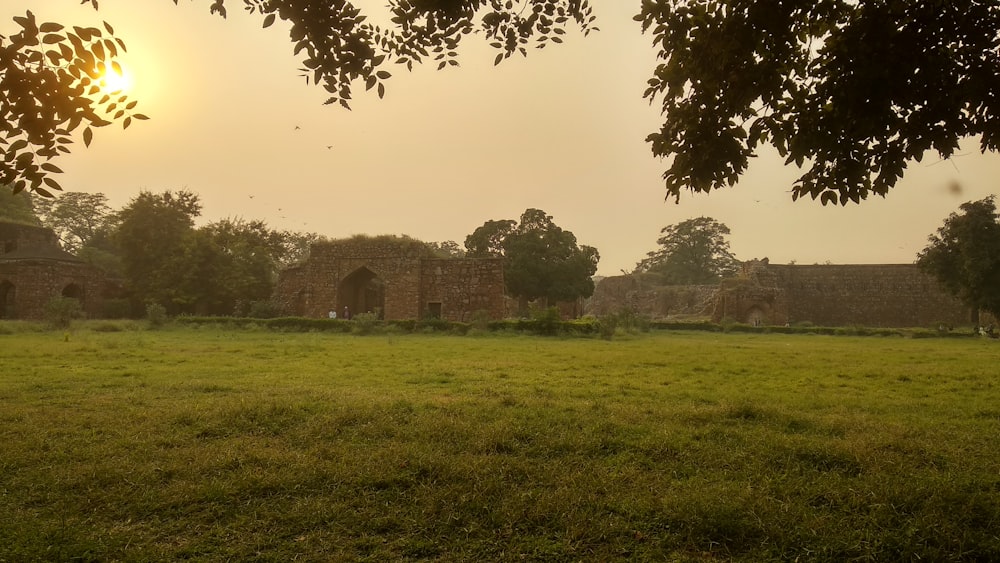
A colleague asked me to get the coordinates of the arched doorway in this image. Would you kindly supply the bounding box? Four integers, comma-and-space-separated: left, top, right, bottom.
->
0, 280, 15, 319
62, 283, 85, 301
338, 267, 385, 319
745, 307, 766, 327
293, 289, 307, 317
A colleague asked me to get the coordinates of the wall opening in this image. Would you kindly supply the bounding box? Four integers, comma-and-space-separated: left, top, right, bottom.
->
62, 283, 85, 301
745, 307, 765, 327
293, 289, 307, 317
0, 280, 15, 319
426, 302, 442, 319
339, 267, 385, 319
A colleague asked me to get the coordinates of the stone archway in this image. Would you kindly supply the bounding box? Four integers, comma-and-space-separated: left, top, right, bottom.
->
0, 280, 15, 319
745, 307, 766, 327
62, 283, 85, 300
338, 267, 385, 319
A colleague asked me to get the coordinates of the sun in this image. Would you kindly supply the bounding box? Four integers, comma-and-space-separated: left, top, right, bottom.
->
98, 62, 134, 95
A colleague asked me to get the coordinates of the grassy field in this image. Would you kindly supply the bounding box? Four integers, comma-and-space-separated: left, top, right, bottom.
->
1, 326, 998, 561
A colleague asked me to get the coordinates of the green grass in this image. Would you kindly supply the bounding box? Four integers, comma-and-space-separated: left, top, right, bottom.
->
1, 327, 998, 561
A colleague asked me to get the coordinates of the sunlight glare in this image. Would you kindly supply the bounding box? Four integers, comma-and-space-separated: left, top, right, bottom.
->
99, 63, 133, 95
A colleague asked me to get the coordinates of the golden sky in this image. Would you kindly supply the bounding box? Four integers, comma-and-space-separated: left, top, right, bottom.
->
4, 1, 998, 275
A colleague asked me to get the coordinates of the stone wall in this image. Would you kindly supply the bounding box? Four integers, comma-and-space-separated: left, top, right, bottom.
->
587, 274, 717, 319
272, 236, 505, 321
421, 259, 505, 321
0, 221, 105, 320
589, 261, 972, 328
713, 262, 972, 327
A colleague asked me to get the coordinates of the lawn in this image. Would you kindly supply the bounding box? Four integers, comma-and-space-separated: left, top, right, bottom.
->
1, 327, 998, 561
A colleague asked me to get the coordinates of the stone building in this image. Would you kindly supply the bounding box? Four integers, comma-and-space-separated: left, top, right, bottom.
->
272, 236, 505, 321
711, 259, 972, 327
0, 221, 104, 320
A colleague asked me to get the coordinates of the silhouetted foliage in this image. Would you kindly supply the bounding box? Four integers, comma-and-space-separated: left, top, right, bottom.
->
7, 1, 998, 204
637, 0, 1000, 204
0, 11, 145, 195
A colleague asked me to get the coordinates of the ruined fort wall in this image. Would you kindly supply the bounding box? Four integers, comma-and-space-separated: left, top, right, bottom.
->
272, 238, 505, 320
767, 264, 970, 327
272, 266, 307, 316
587, 275, 717, 319
0, 223, 57, 255
420, 259, 505, 321
300, 240, 427, 319
0, 259, 104, 319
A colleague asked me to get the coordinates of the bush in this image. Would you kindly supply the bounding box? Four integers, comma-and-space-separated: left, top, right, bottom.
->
351, 312, 380, 335
247, 300, 282, 319
45, 297, 84, 329
146, 302, 168, 328
469, 310, 491, 331
531, 306, 562, 336
100, 298, 132, 319
597, 315, 618, 340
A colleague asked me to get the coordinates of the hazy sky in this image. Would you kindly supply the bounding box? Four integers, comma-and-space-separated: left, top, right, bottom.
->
5, 1, 998, 275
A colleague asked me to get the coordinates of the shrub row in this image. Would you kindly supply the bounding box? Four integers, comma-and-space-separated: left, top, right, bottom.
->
171, 315, 606, 336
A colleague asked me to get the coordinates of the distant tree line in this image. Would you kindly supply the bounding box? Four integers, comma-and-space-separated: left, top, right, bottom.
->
3, 188, 603, 318
3, 186, 324, 316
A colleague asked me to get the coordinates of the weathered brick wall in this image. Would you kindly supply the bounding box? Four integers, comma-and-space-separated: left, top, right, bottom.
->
0, 221, 105, 320
0, 222, 57, 255
272, 266, 307, 316
715, 263, 971, 327
0, 259, 104, 319
272, 237, 506, 320
587, 274, 718, 319
420, 259, 505, 321
591, 262, 971, 328
307, 240, 426, 319
772, 264, 969, 327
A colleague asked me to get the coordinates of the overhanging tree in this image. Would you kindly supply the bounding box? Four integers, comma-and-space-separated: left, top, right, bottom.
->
2, 1, 594, 196
636, 216, 739, 285
636, 0, 1000, 204
917, 197, 1000, 322
6, 1, 1000, 203
1, 10, 145, 195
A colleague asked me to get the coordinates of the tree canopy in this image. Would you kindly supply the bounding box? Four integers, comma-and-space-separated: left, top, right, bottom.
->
917, 197, 1000, 321
5, 1, 999, 203
0, 184, 40, 225
1, 1, 593, 196
0, 10, 146, 195
636, 0, 1000, 204
635, 216, 739, 285
466, 208, 599, 308
32, 191, 111, 252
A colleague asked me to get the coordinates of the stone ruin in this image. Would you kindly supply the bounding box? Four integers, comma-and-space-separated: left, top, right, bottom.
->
272, 236, 505, 321
712, 259, 971, 327
0, 221, 105, 320
590, 259, 973, 328
587, 274, 718, 319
